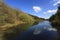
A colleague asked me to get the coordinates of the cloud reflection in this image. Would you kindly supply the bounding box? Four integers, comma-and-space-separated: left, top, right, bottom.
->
33, 28, 41, 35
44, 27, 57, 31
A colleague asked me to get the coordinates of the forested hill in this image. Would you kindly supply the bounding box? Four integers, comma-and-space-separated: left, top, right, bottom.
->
49, 5, 60, 29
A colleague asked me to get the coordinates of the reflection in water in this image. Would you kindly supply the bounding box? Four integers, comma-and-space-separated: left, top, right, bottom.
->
47, 28, 57, 31
33, 28, 41, 35
14, 21, 58, 40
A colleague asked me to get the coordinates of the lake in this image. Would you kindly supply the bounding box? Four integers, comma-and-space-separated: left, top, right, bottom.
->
14, 21, 58, 40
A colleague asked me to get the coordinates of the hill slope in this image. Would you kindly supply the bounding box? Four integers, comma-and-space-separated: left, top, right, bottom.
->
49, 5, 60, 28
0, 1, 44, 30
0, 2, 35, 26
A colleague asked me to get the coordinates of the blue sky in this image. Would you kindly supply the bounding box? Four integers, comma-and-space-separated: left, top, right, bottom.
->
4, 0, 60, 19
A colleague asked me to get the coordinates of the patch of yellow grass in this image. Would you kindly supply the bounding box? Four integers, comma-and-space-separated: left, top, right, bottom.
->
0, 20, 26, 30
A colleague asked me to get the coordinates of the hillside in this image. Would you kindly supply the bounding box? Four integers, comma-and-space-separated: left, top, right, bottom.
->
0, 2, 35, 26
49, 5, 60, 28
0, 1, 44, 27
28, 14, 44, 22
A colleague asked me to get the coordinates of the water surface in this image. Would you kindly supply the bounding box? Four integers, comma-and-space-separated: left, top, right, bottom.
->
15, 21, 58, 40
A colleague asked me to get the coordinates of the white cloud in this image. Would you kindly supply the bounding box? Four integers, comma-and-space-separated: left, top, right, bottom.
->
53, 0, 60, 6
53, 1, 60, 6
44, 9, 57, 14
53, 0, 57, 1
33, 6, 41, 13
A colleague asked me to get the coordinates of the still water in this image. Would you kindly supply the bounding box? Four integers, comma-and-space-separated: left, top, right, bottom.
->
15, 21, 58, 40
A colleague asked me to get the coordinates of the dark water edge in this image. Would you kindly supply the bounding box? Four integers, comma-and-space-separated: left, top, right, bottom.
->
50, 22, 60, 40
1, 21, 59, 40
